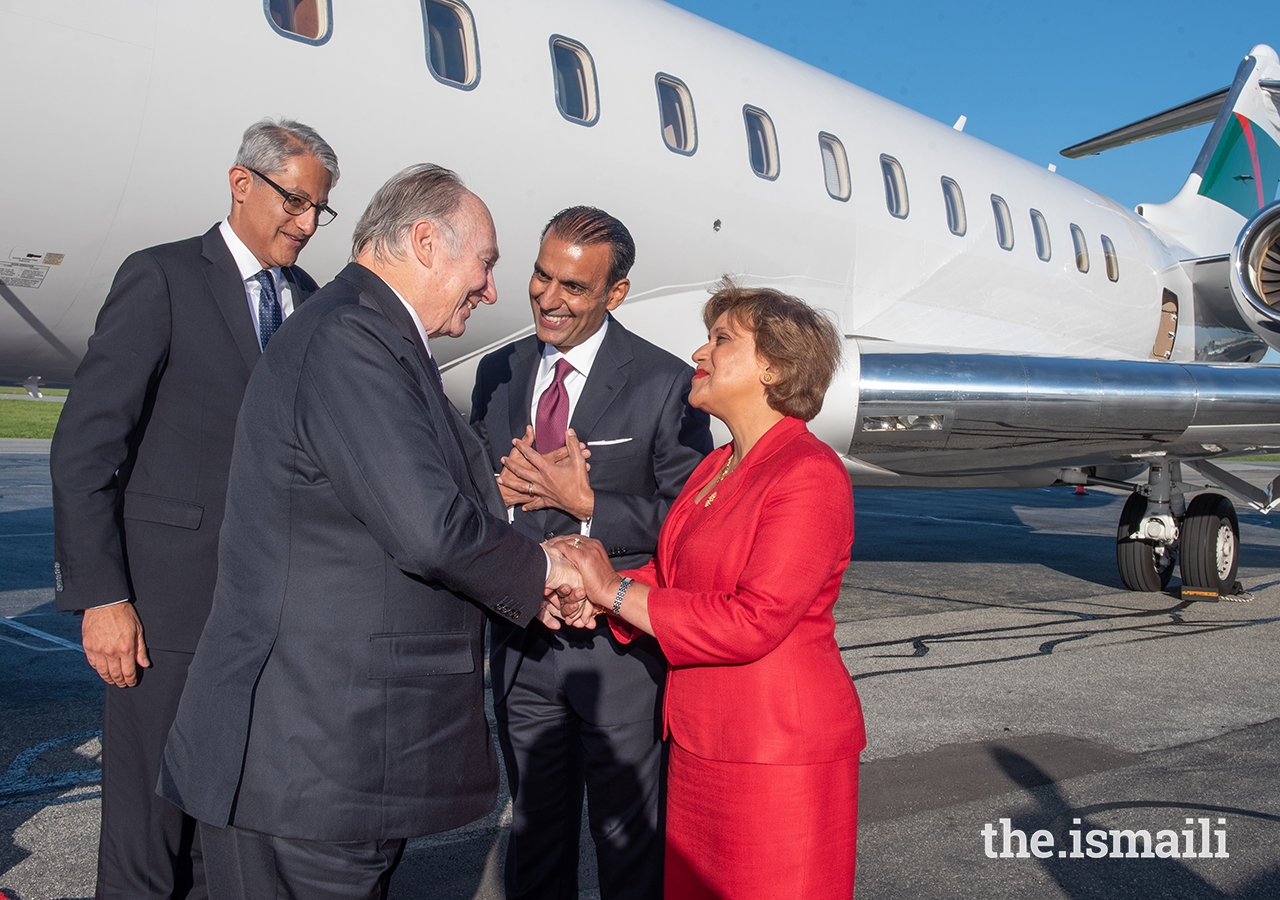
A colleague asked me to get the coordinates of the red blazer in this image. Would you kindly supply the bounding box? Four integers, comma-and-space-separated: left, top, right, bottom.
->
617, 416, 865, 765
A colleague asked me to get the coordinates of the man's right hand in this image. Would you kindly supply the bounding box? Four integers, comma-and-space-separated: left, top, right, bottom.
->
81, 603, 151, 687
540, 543, 597, 630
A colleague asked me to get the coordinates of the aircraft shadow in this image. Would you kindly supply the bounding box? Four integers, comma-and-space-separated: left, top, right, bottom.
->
992, 749, 1280, 899
849, 486, 1241, 591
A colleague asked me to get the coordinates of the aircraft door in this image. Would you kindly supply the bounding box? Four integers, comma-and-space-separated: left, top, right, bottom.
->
1150, 289, 1178, 359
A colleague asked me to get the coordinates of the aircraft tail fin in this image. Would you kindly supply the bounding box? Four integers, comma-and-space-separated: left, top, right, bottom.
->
1138, 45, 1280, 256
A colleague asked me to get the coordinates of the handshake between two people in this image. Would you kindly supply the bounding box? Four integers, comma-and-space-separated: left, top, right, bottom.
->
537, 535, 630, 631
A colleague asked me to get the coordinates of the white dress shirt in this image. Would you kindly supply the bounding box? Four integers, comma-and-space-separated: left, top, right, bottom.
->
528, 316, 609, 429
219, 219, 295, 349
518, 317, 610, 535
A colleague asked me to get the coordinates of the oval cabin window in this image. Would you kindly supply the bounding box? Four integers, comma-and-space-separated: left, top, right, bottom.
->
991, 195, 1014, 250
941, 177, 966, 236
1030, 209, 1052, 262
880, 155, 909, 218
1070, 224, 1090, 273
656, 75, 697, 155
1101, 234, 1120, 282
267, 0, 331, 44
743, 106, 779, 179
422, 0, 480, 88
818, 133, 851, 201
550, 37, 599, 125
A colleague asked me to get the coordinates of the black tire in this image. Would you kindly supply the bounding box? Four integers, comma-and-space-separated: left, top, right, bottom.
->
1180, 492, 1239, 596
1116, 492, 1175, 592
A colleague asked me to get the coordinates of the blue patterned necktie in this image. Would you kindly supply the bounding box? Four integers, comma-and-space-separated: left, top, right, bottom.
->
255, 269, 282, 348
425, 351, 444, 391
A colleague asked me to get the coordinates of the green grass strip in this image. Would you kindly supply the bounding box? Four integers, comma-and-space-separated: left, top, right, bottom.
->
0, 400, 63, 438
0, 386, 68, 396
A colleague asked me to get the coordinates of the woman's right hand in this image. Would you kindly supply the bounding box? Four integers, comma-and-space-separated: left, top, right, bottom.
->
545, 535, 622, 613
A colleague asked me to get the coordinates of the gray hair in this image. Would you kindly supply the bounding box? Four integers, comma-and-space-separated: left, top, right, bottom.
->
351, 164, 470, 262
233, 117, 340, 185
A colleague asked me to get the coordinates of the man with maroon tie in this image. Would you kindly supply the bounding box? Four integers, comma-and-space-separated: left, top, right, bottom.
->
471, 207, 712, 900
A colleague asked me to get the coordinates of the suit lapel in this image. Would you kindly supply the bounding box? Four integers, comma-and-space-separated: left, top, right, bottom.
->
506, 338, 546, 532
201, 226, 261, 374
569, 317, 632, 438
345, 266, 489, 505
507, 338, 541, 444
667, 419, 806, 569
279, 266, 313, 306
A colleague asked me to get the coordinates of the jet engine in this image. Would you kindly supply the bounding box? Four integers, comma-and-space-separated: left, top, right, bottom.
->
1230, 199, 1280, 351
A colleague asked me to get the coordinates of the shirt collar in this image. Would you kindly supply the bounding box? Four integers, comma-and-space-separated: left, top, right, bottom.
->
539, 315, 610, 377
219, 219, 280, 283
389, 285, 434, 358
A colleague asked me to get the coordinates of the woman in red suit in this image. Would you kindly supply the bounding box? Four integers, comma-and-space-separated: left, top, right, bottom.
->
560, 283, 865, 899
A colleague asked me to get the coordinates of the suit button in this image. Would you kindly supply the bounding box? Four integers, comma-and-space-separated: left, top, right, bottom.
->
545, 531, 556, 540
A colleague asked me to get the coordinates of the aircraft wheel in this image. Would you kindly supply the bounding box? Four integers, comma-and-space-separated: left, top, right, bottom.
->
1116, 492, 1175, 592
1180, 493, 1239, 597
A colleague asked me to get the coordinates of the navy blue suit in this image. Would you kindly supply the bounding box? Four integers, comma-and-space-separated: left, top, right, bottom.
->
471, 317, 712, 900
51, 224, 318, 898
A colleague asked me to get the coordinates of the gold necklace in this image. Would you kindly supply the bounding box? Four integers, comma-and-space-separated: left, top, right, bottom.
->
703, 456, 736, 507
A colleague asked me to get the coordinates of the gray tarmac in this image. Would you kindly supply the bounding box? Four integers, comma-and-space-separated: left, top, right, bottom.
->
2, 439, 1277, 899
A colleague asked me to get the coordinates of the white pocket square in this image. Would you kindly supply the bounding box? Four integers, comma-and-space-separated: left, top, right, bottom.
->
587, 438, 633, 446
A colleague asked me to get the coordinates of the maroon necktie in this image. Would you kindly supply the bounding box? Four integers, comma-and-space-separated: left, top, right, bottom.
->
534, 359, 574, 453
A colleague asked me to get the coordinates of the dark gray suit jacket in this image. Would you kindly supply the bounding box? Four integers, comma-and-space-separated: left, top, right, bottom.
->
471, 318, 712, 716
159, 262, 547, 841
50, 225, 317, 652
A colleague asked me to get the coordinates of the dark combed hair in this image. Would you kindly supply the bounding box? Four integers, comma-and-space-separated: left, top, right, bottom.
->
541, 206, 636, 288
702, 279, 842, 422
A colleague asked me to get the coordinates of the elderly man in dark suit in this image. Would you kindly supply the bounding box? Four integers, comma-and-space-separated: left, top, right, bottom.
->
158, 164, 588, 900
471, 207, 712, 900
50, 118, 338, 899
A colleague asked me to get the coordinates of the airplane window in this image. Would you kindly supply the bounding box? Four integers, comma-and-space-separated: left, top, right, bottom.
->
880, 155, 908, 218
422, 0, 479, 88
1030, 209, 1051, 262
266, 0, 331, 44
991, 195, 1014, 250
743, 107, 779, 179
551, 37, 599, 125
1070, 224, 1090, 273
941, 177, 966, 236
818, 133, 850, 201
656, 74, 697, 155
1101, 234, 1120, 282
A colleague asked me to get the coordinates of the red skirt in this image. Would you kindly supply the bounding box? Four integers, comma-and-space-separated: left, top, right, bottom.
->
664, 740, 860, 900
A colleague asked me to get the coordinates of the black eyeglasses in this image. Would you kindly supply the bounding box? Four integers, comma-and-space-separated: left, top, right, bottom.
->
247, 167, 338, 226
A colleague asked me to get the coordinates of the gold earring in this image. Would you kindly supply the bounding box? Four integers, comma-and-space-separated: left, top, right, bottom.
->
762, 372, 774, 384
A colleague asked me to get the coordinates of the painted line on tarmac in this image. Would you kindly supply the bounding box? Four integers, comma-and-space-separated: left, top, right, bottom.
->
0, 617, 81, 651
0, 730, 101, 809
857, 511, 1031, 530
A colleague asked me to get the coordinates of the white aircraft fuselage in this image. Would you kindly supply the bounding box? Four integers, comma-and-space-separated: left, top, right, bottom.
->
6, 0, 1280, 593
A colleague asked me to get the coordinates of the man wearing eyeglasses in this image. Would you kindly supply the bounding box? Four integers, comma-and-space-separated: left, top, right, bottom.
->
50, 117, 338, 900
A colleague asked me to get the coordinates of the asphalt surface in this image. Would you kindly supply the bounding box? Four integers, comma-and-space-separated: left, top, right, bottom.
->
2, 439, 1277, 899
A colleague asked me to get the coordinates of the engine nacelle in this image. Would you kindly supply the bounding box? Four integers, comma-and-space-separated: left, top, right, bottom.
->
1230, 199, 1280, 352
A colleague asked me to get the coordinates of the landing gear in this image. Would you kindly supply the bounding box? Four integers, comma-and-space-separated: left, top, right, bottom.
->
1180, 492, 1239, 597
1112, 458, 1241, 598
1115, 460, 1183, 593
1116, 492, 1176, 591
